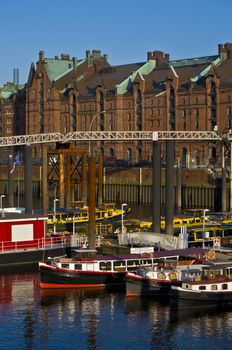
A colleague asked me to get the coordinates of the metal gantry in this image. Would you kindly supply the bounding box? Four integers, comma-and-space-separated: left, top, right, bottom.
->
0, 130, 222, 147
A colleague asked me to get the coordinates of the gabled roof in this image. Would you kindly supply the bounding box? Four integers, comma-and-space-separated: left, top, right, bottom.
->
75, 62, 145, 96
45, 58, 84, 82
116, 60, 156, 94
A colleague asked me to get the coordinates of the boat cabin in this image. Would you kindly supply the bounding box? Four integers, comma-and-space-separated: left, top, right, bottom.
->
0, 214, 47, 251
52, 254, 165, 273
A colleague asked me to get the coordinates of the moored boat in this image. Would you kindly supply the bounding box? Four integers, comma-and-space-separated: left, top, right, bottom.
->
44, 203, 130, 226
125, 265, 203, 297
39, 251, 159, 289
171, 264, 232, 302
39, 247, 210, 290
0, 212, 70, 270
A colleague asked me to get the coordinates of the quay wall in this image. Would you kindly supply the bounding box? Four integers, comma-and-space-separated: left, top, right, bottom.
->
0, 166, 224, 210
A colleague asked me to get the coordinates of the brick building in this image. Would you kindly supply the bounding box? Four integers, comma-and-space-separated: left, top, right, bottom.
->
1, 43, 232, 167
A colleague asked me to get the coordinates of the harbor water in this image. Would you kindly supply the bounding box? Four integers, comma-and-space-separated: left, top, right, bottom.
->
0, 271, 232, 350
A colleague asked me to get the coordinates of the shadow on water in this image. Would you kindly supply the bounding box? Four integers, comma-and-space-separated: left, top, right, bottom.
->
39, 287, 124, 307
125, 294, 232, 323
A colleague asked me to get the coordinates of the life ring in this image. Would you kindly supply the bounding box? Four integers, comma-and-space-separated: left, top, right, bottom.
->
229, 239, 232, 245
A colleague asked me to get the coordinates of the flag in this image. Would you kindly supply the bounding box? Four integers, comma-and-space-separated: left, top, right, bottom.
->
10, 152, 20, 174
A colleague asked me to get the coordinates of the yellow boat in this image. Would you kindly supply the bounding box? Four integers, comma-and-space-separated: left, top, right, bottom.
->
47, 203, 130, 225
139, 216, 204, 231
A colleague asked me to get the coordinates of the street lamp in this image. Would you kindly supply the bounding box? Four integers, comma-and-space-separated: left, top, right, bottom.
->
121, 203, 127, 241
73, 214, 75, 236
88, 110, 105, 155
0, 195, 5, 218
53, 198, 59, 235
202, 208, 209, 249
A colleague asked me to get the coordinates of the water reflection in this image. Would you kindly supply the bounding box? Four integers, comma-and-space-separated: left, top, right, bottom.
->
1, 273, 232, 350
125, 296, 232, 350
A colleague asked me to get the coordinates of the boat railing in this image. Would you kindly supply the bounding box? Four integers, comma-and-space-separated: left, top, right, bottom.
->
0, 236, 68, 253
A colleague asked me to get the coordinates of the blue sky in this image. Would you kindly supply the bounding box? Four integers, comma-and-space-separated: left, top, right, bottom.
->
1, 0, 232, 86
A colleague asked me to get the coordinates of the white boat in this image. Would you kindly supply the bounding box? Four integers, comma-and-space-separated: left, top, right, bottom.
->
171, 264, 232, 302
125, 265, 203, 297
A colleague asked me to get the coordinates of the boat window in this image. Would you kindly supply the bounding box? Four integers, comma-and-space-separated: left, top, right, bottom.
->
61, 263, 70, 269
141, 259, 152, 266
99, 262, 112, 271
168, 273, 177, 280
127, 260, 140, 271
127, 260, 140, 267
157, 272, 166, 279
196, 232, 203, 240
74, 264, 82, 270
211, 285, 218, 290
199, 285, 206, 290
222, 284, 228, 290
113, 261, 126, 271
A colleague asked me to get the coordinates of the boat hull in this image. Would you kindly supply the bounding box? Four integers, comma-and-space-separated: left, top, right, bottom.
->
39, 264, 125, 289
171, 288, 232, 302
125, 275, 176, 297
0, 247, 69, 271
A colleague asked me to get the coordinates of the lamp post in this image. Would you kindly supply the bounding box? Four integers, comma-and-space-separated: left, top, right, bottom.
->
88, 111, 105, 155
121, 203, 127, 241
53, 198, 59, 235
0, 195, 5, 218
202, 208, 209, 249
73, 214, 75, 236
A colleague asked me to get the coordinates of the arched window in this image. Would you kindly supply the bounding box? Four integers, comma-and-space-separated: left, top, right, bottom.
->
127, 148, 132, 162
71, 94, 77, 131
182, 148, 187, 167
128, 113, 132, 130
195, 109, 199, 130
194, 149, 200, 166
210, 82, 217, 130
136, 90, 142, 162
169, 86, 175, 130
100, 92, 104, 131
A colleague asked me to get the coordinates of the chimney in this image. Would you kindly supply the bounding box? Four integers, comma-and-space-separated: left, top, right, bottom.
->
224, 43, 232, 59
218, 44, 227, 61
147, 50, 169, 66
61, 53, 70, 60
39, 51, 45, 62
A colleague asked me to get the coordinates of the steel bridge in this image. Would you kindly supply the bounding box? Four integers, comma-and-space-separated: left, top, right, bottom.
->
0, 130, 223, 147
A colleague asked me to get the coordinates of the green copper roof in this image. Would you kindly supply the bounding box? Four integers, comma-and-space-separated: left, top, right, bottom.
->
116, 60, 156, 94
0, 83, 22, 99
170, 55, 219, 68
190, 57, 221, 82
45, 58, 84, 82
170, 65, 179, 78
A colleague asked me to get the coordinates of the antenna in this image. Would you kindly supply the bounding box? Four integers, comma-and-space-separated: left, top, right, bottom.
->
13, 68, 19, 85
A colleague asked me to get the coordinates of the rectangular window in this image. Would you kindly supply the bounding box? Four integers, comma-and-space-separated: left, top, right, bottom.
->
113, 261, 126, 271
199, 285, 206, 290
211, 285, 218, 290
99, 262, 112, 271
61, 264, 70, 269
74, 264, 82, 270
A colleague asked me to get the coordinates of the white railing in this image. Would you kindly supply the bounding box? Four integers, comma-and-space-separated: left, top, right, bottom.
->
0, 235, 69, 253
